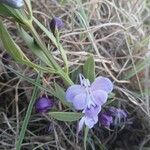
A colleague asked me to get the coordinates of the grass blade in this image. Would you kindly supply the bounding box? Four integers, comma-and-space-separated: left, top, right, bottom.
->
15, 74, 41, 150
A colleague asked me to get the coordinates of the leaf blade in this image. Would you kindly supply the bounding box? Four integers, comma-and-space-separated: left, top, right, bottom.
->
48, 112, 83, 122
83, 55, 95, 82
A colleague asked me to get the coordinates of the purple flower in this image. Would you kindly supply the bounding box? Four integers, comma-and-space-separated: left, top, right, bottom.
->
0, 0, 24, 8
50, 17, 64, 31
99, 113, 113, 128
99, 107, 127, 128
108, 107, 127, 118
35, 96, 54, 113
65, 74, 113, 131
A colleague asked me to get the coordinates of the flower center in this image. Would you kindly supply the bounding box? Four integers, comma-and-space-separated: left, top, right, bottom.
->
79, 74, 96, 108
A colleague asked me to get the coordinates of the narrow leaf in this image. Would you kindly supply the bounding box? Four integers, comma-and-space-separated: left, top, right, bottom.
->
124, 57, 150, 80
83, 55, 95, 82
0, 19, 53, 73
25, 0, 32, 19
0, 4, 28, 24
48, 112, 83, 122
33, 17, 68, 71
33, 17, 57, 46
19, 28, 52, 67
16, 73, 41, 150
84, 126, 89, 150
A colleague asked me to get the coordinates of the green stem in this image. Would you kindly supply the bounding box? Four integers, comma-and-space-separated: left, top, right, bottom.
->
60, 71, 74, 85
28, 24, 73, 86
29, 25, 59, 70
84, 126, 89, 150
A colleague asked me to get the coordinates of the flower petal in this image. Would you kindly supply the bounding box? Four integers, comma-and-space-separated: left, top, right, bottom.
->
91, 76, 113, 93
84, 116, 98, 128
85, 105, 101, 118
92, 90, 108, 106
99, 113, 113, 127
72, 93, 87, 110
65, 85, 85, 102
108, 107, 127, 118
78, 116, 85, 132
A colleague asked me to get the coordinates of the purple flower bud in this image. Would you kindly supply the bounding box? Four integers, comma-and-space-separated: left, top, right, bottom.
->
50, 17, 64, 32
99, 107, 127, 128
0, 0, 24, 8
99, 113, 113, 128
35, 97, 54, 113
107, 107, 127, 119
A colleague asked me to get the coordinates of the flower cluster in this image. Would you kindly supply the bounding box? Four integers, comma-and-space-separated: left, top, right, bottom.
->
65, 74, 113, 131
0, 0, 24, 8
99, 107, 127, 128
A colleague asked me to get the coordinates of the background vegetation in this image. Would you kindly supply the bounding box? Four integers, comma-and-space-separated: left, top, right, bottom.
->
0, 0, 150, 149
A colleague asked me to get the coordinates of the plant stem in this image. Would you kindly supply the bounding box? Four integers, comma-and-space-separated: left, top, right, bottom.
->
28, 24, 73, 86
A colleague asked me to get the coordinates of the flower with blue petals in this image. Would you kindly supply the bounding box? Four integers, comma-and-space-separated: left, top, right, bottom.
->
65, 74, 113, 131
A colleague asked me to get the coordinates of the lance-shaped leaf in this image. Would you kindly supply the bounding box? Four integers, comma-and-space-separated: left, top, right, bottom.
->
19, 28, 53, 68
24, 0, 32, 19
0, 19, 54, 73
0, 4, 29, 24
48, 112, 83, 122
33, 17, 68, 72
83, 55, 95, 82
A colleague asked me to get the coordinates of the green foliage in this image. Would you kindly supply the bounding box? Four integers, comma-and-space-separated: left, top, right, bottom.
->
16, 73, 41, 150
19, 28, 53, 67
84, 126, 89, 150
33, 17, 68, 72
54, 83, 72, 107
83, 55, 95, 82
0, 20, 53, 73
0, 4, 30, 24
48, 112, 83, 122
123, 58, 150, 80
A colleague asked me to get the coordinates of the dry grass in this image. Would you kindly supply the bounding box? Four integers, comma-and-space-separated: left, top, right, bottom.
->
0, 0, 150, 149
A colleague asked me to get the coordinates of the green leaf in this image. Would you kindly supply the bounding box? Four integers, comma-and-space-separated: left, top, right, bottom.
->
48, 112, 83, 122
123, 57, 150, 80
55, 30, 68, 73
33, 17, 57, 46
0, 4, 29, 24
0, 4, 15, 16
16, 72, 41, 150
33, 17, 68, 72
19, 28, 53, 67
0, 19, 27, 61
54, 83, 72, 107
0, 19, 53, 73
83, 55, 95, 82
25, 0, 32, 19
